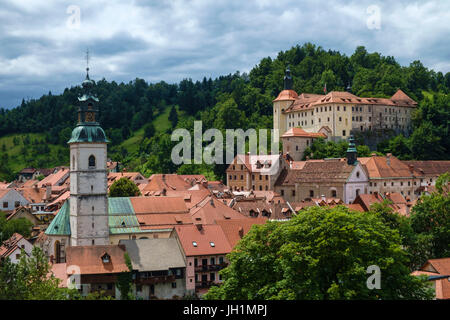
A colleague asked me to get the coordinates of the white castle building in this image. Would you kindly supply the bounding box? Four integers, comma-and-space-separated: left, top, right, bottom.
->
274, 68, 417, 142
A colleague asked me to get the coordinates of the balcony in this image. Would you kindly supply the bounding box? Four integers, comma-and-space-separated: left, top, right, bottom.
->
195, 280, 215, 289
194, 263, 228, 273
135, 275, 175, 285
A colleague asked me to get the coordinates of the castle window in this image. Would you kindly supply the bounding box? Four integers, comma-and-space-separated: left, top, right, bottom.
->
88, 155, 96, 168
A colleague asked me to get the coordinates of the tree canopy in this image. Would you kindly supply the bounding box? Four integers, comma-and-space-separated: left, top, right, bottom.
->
205, 205, 433, 300
108, 177, 141, 197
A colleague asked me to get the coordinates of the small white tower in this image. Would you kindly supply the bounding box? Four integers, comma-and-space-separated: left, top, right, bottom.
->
67, 64, 109, 246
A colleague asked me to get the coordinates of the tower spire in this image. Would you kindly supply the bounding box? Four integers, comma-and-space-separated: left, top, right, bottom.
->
346, 135, 358, 165
283, 66, 293, 90
85, 49, 90, 80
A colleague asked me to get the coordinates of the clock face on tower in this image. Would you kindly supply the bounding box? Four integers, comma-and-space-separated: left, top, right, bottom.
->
85, 112, 95, 122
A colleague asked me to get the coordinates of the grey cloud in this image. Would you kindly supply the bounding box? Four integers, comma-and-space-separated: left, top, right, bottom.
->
0, 0, 449, 109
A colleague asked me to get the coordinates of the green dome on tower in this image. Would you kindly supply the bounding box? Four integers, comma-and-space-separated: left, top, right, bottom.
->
68, 65, 109, 144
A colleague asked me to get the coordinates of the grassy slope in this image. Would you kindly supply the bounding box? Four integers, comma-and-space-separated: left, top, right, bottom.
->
0, 133, 67, 172
119, 105, 173, 155
0, 105, 176, 177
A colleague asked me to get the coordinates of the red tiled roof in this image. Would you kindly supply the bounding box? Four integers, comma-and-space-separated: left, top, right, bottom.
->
414, 258, 450, 299
359, 155, 413, 178
18, 187, 46, 203
144, 174, 197, 192
107, 172, 147, 187
136, 213, 193, 227
22, 179, 38, 188
175, 224, 232, 256
403, 161, 450, 176
164, 189, 211, 209
130, 196, 188, 214
283, 89, 417, 113
281, 127, 326, 138
273, 89, 299, 102
37, 167, 69, 188
65, 245, 129, 275
190, 196, 247, 224
346, 203, 365, 212
216, 218, 267, 248
276, 158, 356, 186
0, 233, 25, 259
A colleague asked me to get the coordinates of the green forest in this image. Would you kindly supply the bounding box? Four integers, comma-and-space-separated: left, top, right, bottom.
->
0, 43, 449, 181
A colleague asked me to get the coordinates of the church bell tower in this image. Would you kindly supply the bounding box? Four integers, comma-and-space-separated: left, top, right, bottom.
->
67, 55, 110, 246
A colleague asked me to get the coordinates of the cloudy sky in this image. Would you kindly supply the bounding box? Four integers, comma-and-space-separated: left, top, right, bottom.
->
0, 0, 449, 109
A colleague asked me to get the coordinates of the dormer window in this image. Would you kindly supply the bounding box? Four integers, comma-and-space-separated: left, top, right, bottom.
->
101, 253, 110, 263
88, 155, 96, 168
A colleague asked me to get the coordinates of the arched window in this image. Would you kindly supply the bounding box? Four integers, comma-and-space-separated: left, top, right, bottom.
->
356, 189, 360, 197
331, 189, 337, 198
88, 155, 96, 168
54, 241, 61, 264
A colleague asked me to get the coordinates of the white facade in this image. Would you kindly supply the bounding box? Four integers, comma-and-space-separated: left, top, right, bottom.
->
344, 162, 369, 204
0, 189, 29, 212
69, 143, 109, 246
5, 237, 33, 264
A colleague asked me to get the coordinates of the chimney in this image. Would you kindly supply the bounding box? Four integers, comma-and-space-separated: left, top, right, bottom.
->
321, 194, 326, 201
386, 153, 392, 166
45, 183, 52, 201
408, 164, 414, 172
238, 227, 244, 238
162, 188, 167, 196
371, 153, 377, 157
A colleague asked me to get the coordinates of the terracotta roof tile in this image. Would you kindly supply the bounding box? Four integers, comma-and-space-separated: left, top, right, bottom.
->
282, 89, 417, 113
190, 196, 247, 224
175, 224, 232, 256
65, 245, 129, 275
273, 89, 299, 102
216, 218, 267, 248
281, 127, 326, 138
37, 168, 69, 188
359, 155, 413, 178
130, 196, 188, 214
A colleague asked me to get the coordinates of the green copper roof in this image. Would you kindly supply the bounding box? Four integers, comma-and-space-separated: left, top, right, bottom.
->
347, 136, 357, 153
45, 197, 147, 236
45, 200, 71, 236
67, 124, 109, 144
108, 197, 144, 234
